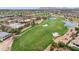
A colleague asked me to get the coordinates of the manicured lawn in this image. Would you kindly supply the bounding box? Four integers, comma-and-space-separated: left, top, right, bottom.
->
11, 17, 67, 51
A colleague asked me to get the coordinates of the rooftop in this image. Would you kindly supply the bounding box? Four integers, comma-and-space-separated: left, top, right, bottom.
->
8, 23, 25, 29
72, 36, 79, 45
0, 32, 10, 38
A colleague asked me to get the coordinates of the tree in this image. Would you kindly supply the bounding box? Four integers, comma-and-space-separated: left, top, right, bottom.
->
50, 42, 58, 51
69, 18, 73, 21
75, 27, 79, 36
31, 19, 35, 27
58, 42, 66, 48
75, 27, 79, 32
9, 29, 21, 35
75, 27, 79, 34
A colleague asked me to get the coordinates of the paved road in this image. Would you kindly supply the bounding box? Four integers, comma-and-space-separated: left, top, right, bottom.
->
0, 37, 13, 51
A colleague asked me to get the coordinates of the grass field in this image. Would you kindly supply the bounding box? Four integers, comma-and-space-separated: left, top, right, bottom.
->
11, 17, 67, 51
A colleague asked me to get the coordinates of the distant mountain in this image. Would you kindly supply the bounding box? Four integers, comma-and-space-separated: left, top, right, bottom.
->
0, 7, 39, 10
0, 7, 79, 11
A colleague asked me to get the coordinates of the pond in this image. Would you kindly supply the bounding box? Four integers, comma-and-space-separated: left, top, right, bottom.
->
48, 17, 77, 28
62, 20, 77, 27
48, 17, 56, 20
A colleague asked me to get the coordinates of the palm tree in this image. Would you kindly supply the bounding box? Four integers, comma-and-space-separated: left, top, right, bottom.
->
31, 19, 35, 27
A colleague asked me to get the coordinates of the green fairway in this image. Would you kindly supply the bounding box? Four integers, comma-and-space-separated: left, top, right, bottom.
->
11, 17, 67, 51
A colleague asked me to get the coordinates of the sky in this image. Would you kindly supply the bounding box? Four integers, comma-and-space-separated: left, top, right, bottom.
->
0, 0, 79, 8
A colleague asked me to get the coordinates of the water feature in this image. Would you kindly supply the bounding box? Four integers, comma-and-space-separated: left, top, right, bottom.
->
48, 17, 56, 20
48, 17, 77, 28
62, 20, 77, 27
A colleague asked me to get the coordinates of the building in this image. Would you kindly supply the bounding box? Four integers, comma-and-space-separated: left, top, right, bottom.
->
54, 28, 77, 44
0, 32, 11, 41
6, 23, 25, 29
68, 36, 79, 48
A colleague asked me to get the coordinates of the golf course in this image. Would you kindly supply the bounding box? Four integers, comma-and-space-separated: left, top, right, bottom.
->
11, 17, 68, 51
